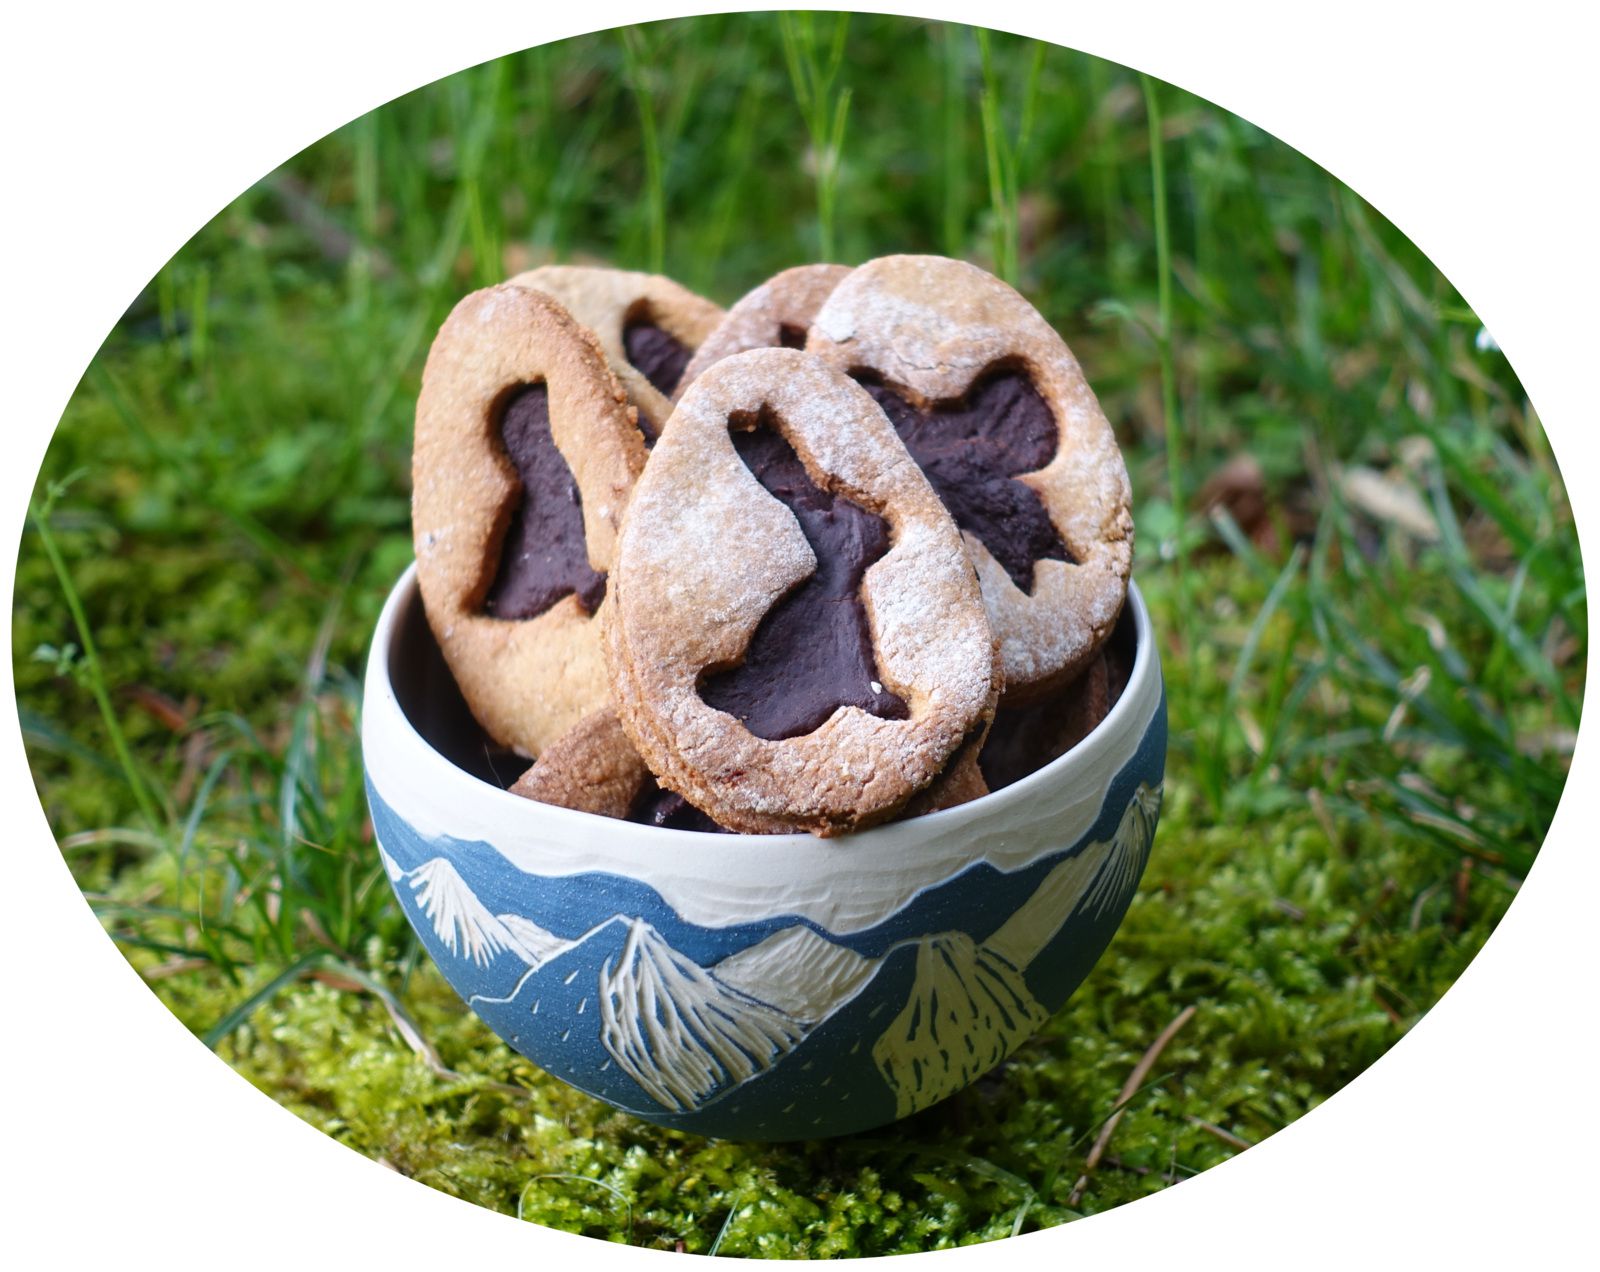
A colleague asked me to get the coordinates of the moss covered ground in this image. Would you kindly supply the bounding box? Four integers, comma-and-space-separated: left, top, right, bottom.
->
13, 13, 1582, 1257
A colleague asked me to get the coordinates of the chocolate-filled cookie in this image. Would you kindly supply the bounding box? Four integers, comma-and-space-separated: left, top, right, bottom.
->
604, 347, 1001, 837
412, 284, 648, 758
675, 263, 851, 395
506, 264, 723, 440
809, 254, 1132, 702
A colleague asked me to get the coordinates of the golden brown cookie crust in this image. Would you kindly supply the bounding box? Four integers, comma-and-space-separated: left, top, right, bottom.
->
808, 254, 1133, 702
412, 284, 648, 758
675, 263, 851, 396
604, 347, 1000, 837
508, 708, 650, 818
506, 264, 723, 435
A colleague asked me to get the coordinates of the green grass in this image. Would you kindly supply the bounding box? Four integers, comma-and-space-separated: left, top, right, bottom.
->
12, 13, 1582, 1256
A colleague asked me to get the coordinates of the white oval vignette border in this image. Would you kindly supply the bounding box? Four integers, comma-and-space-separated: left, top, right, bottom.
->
3, 3, 1594, 1269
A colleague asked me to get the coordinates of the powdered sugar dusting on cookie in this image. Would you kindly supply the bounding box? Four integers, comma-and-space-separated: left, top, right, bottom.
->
628, 432, 813, 652
864, 518, 992, 716
678, 264, 851, 394
606, 347, 998, 835
507, 264, 724, 432
411, 284, 643, 756
810, 254, 1132, 700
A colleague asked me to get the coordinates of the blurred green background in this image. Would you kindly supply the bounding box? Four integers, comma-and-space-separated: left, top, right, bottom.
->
12, 12, 1582, 1256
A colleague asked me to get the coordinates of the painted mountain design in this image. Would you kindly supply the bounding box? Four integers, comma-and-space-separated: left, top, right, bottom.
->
872, 934, 1048, 1118
599, 918, 808, 1112
386, 851, 587, 974
406, 855, 528, 967
379, 781, 1161, 1120
711, 924, 877, 1022
1083, 780, 1161, 920
499, 912, 582, 967
384, 853, 867, 1112
872, 781, 1162, 1116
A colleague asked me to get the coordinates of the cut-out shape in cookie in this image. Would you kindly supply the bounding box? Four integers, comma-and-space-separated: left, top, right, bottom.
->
484, 384, 608, 620
809, 254, 1132, 702
675, 263, 851, 396
699, 415, 908, 740
413, 284, 648, 758
853, 370, 1072, 593
622, 322, 693, 397
603, 347, 1000, 837
506, 264, 723, 440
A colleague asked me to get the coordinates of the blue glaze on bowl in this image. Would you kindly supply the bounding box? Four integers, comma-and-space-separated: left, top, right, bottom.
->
363, 565, 1165, 1140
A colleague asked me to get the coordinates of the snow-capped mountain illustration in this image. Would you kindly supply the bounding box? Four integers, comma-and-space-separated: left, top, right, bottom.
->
395, 854, 582, 970
873, 934, 1048, 1118
379, 780, 1161, 1121
599, 918, 808, 1112
712, 924, 877, 1022
985, 781, 1162, 969
407, 856, 526, 967
378, 844, 405, 883
384, 857, 839, 1112
1081, 780, 1161, 920
873, 781, 1163, 1117
499, 912, 582, 967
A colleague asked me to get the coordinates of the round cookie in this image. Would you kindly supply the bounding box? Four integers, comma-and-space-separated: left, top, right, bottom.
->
808, 254, 1133, 702
412, 284, 648, 758
506, 264, 723, 439
674, 263, 851, 395
604, 346, 1001, 837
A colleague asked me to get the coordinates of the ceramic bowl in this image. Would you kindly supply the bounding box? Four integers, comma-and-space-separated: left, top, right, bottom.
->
363, 564, 1166, 1140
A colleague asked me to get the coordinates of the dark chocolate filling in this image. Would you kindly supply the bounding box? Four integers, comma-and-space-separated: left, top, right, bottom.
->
626, 775, 730, 833
623, 320, 692, 409
483, 383, 607, 620
854, 369, 1072, 593
698, 412, 909, 740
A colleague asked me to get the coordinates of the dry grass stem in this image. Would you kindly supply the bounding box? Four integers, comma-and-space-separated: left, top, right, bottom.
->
1068, 1004, 1197, 1206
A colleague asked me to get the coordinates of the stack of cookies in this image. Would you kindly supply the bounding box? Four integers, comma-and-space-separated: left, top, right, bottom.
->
411, 256, 1133, 837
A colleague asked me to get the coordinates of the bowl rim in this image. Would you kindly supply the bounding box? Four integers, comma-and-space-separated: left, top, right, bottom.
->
364, 562, 1161, 852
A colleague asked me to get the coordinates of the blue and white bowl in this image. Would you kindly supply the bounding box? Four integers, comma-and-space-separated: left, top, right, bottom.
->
363, 564, 1166, 1140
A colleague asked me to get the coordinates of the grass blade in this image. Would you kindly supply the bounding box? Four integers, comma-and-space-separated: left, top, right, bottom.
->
202, 951, 326, 1048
